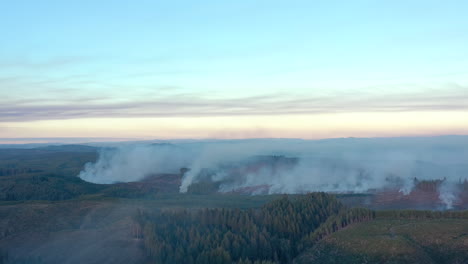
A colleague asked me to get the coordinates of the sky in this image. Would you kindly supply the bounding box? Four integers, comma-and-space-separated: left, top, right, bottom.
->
1, 0, 468, 141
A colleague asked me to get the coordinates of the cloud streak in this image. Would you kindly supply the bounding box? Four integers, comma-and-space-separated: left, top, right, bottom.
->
1, 87, 468, 122
0, 56, 94, 70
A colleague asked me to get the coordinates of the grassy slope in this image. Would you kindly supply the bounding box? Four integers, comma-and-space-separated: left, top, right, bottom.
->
297, 218, 468, 264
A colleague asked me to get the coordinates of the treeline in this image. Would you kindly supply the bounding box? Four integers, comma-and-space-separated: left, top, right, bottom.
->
0, 167, 42, 176
412, 177, 468, 192
377, 209, 468, 219
0, 173, 104, 201
186, 181, 221, 194
304, 207, 375, 247
134, 193, 373, 264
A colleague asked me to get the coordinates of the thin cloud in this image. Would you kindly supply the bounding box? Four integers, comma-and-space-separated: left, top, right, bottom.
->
1, 87, 468, 122
0, 56, 93, 70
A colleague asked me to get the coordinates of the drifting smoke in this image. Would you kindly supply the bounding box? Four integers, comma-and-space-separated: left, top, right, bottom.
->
79, 144, 195, 183
438, 181, 461, 209
78, 137, 468, 208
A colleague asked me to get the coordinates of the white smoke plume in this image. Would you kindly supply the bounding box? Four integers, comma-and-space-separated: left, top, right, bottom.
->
438, 180, 460, 209
79, 144, 195, 183
78, 136, 468, 208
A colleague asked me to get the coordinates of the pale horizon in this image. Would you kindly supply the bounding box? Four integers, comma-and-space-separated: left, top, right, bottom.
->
1, 134, 468, 145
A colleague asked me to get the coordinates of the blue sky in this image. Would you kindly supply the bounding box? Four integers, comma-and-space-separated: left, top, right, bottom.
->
1, 0, 468, 140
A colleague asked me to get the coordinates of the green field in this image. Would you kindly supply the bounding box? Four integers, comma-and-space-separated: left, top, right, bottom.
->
297, 217, 468, 264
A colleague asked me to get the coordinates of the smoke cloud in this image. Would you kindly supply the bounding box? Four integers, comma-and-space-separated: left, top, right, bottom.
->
78, 136, 468, 208
78, 144, 195, 183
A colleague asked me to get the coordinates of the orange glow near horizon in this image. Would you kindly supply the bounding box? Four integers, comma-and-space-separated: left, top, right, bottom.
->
2, 111, 467, 142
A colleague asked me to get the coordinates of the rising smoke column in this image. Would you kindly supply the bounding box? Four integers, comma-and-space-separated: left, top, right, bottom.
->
78, 137, 468, 208
179, 137, 468, 196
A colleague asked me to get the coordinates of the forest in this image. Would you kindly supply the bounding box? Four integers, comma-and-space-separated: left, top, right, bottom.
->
133, 193, 374, 264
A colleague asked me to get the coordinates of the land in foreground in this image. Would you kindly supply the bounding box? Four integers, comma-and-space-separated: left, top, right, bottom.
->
0, 144, 467, 263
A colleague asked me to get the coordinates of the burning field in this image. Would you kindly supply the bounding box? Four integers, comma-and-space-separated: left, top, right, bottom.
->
75, 136, 468, 210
